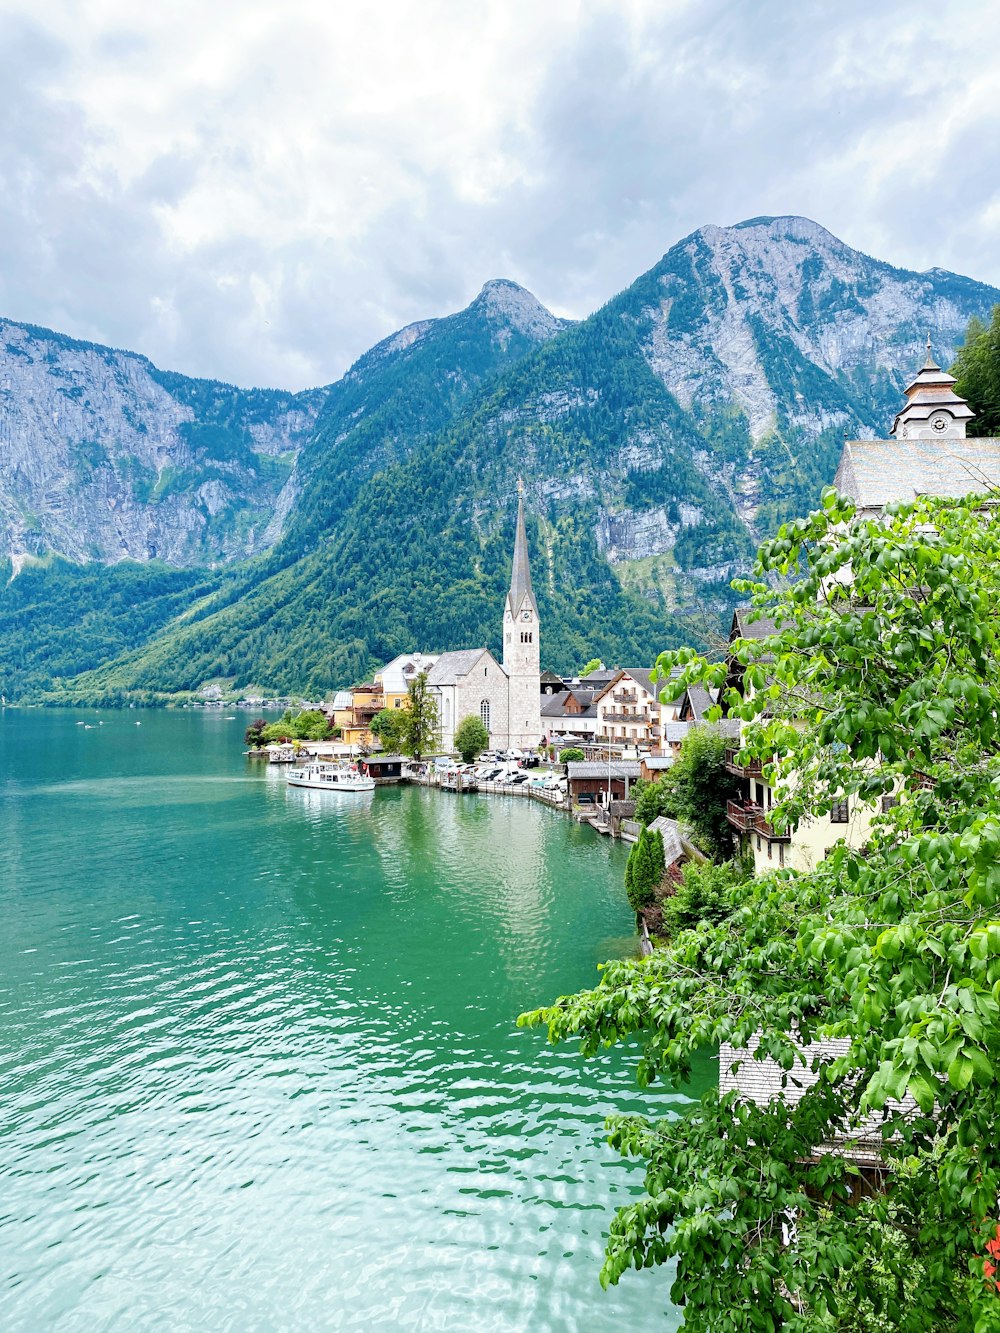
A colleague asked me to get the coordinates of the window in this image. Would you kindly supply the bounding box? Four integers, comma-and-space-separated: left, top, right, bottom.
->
480, 699, 491, 731
881, 795, 899, 813
831, 799, 850, 823
778, 843, 785, 867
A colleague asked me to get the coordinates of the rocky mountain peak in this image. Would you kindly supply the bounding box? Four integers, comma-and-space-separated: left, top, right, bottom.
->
469, 278, 567, 341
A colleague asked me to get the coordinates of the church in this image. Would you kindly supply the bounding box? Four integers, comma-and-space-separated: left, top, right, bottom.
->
425, 489, 542, 753
834, 337, 1000, 514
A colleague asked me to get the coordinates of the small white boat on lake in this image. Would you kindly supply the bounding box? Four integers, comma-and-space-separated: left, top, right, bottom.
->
287, 761, 375, 792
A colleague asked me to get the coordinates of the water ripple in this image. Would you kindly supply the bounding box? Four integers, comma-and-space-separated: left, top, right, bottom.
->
0, 711, 702, 1330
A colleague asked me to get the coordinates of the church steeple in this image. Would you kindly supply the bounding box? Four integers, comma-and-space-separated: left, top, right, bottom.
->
506, 480, 538, 618
502, 480, 541, 749
891, 336, 975, 440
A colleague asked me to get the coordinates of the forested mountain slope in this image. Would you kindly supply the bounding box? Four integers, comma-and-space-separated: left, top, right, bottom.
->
5, 216, 1000, 702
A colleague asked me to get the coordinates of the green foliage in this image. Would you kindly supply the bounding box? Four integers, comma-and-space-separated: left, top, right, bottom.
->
244, 717, 267, 748
661, 725, 738, 860
952, 305, 1000, 436
660, 858, 745, 937
520, 490, 1000, 1329
624, 827, 664, 912
0, 557, 217, 703
399, 670, 439, 761
454, 713, 490, 763
633, 776, 674, 826
559, 747, 585, 763
370, 707, 408, 753
256, 708, 334, 743
580, 658, 602, 676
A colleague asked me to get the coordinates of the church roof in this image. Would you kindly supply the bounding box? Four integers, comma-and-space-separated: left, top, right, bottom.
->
507, 490, 538, 617
834, 436, 1000, 508
425, 649, 494, 686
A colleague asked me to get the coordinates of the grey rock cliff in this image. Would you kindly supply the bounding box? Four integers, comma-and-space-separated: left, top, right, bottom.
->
0, 322, 323, 566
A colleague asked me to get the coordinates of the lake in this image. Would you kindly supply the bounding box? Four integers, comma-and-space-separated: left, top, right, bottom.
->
0, 709, 706, 1330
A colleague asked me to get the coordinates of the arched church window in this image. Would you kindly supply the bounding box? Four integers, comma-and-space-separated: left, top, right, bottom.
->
480, 699, 491, 731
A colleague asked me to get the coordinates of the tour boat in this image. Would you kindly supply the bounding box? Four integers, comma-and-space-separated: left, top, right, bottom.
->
286, 761, 375, 792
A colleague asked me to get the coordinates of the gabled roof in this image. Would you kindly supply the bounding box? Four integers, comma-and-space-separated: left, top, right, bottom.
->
680, 685, 717, 721
580, 667, 618, 686
566, 761, 642, 780
425, 648, 497, 686
593, 666, 685, 705
646, 816, 686, 868
730, 608, 778, 642
834, 436, 1000, 510
541, 689, 599, 719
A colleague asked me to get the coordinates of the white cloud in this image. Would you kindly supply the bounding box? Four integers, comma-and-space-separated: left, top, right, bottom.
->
1, 0, 998, 389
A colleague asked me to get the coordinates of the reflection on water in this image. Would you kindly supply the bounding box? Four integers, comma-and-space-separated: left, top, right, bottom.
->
0, 710, 707, 1330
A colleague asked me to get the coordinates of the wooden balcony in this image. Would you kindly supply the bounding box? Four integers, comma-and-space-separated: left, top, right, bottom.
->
602, 711, 648, 724
613, 690, 638, 704
726, 799, 759, 832
724, 746, 764, 778
726, 799, 791, 842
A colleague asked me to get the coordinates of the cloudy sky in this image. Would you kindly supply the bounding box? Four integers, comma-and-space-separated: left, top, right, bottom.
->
2, 0, 999, 390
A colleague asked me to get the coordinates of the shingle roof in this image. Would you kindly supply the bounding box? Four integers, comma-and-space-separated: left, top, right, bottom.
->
425, 649, 492, 686
565, 762, 642, 778
541, 689, 599, 718
566, 761, 642, 780
834, 437, 1000, 509
731, 608, 778, 641
720, 1035, 918, 1166
647, 816, 686, 867
682, 685, 716, 720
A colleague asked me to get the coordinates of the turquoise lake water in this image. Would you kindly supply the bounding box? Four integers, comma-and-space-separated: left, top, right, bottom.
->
0, 710, 708, 1330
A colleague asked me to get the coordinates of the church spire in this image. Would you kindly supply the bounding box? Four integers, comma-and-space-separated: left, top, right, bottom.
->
507, 480, 538, 617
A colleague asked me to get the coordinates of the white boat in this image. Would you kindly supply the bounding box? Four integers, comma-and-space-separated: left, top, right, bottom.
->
287, 761, 375, 792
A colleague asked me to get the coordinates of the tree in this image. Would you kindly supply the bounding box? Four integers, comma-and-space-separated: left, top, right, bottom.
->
400, 670, 439, 762
633, 776, 673, 826
952, 306, 1000, 436
370, 706, 407, 753
663, 725, 738, 860
244, 717, 267, 748
454, 713, 489, 763
624, 826, 663, 913
580, 658, 602, 677
520, 490, 1000, 1330
660, 858, 744, 937
559, 747, 585, 763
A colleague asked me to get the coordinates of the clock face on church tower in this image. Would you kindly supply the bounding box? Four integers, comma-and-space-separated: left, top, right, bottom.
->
520, 609, 531, 621
932, 415, 948, 432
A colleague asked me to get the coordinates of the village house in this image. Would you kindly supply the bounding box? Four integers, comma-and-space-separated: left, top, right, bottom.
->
726, 345, 994, 875
565, 759, 641, 806
375, 652, 439, 710
592, 667, 686, 752
540, 684, 599, 746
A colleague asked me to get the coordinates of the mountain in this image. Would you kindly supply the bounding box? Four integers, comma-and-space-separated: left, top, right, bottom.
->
3, 217, 999, 703
0, 320, 327, 566
0, 282, 569, 699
